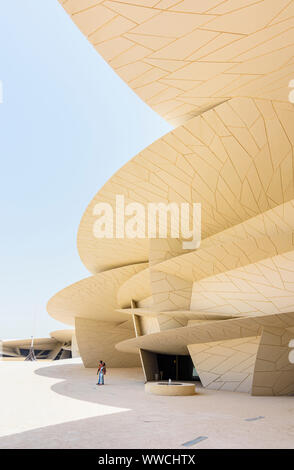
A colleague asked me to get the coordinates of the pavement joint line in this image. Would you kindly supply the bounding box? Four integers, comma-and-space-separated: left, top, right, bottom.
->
245, 416, 265, 421
182, 436, 208, 447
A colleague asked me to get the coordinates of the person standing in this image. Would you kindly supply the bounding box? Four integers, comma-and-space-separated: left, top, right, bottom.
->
97, 360, 103, 385
97, 360, 106, 385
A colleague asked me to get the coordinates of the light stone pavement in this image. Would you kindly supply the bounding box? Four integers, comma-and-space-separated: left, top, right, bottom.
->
0, 358, 293, 449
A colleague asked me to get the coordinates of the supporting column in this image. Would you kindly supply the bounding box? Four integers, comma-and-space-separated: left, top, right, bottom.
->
71, 333, 80, 358
139, 349, 159, 382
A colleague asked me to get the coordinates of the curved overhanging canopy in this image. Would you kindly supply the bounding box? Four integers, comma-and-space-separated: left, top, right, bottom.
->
2, 338, 57, 350
50, 329, 75, 343
152, 207, 294, 282
116, 310, 294, 355
59, 0, 294, 126
47, 263, 147, 325
77, 97, 294, 273
116, 307, 237, 321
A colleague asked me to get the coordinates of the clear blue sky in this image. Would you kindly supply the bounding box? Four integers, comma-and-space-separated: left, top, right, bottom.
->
0, 1, 171, 339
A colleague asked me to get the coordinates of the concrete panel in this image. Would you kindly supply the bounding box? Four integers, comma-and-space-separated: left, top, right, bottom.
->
75, 317, 141, 368
188, 337, 260, 393
252, 327, 294, 396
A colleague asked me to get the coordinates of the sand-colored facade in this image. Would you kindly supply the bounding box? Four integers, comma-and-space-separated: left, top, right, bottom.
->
47, 1, 294, 395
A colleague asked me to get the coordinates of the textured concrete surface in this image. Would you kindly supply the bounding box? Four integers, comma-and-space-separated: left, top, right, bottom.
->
0, 358, 294, 449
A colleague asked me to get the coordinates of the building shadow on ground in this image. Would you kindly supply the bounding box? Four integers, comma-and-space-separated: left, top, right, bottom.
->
0, 361, 206, 449
0, 361, 291, 449
33, 360, 204, 408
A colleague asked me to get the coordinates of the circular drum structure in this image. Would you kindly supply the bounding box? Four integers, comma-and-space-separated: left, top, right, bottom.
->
145, 382, 196, 396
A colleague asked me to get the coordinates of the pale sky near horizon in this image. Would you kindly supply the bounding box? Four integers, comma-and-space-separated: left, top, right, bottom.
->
0, 1, 172, 339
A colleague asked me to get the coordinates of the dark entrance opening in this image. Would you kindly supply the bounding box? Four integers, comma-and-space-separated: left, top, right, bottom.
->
156, 354, 200, 381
